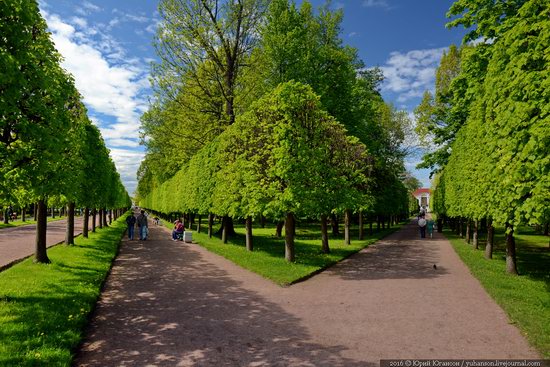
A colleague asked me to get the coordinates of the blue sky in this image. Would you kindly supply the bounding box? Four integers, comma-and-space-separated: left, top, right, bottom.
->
39, 0, 467, 195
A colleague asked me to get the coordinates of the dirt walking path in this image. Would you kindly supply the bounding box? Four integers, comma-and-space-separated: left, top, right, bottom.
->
74, 220, 539, 366
0, 217, 84, 269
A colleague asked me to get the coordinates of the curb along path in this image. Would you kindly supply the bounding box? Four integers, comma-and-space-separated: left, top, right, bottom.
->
74, 220, 539, 366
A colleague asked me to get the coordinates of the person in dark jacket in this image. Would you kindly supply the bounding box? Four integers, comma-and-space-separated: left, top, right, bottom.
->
126, 214, 136, 240
136, 210, 148, 240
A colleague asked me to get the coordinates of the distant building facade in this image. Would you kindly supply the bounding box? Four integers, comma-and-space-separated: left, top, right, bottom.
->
412, 188, 431, 210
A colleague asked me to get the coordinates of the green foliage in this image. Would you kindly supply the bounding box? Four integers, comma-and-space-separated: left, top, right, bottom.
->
141, 82, 373, 224
0, 0, 130, 211
0, 212, 130, 365
438, 0, 550, 227
139, 0, 412, 252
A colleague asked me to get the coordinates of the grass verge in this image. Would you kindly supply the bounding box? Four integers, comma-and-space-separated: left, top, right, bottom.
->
0, 211, 129, 366
444, 227, 550, 357
164, 219, 401, 286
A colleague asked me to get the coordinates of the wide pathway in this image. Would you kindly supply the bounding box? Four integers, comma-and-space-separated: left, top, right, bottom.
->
0, 217, 84, 269
74, 220, 539, 366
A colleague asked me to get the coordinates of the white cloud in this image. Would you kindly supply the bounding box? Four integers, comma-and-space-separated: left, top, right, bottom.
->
41, 8, 150, 195
70, 16, 88, 28
362, 0, 391, 9
348, 32, 358, 37
109, 149, 146, 195
380, 47, 447, 103
106, 138, 141, 148
75, 1, 101, 16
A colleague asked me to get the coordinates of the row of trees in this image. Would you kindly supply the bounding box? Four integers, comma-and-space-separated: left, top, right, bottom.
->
0, 0, 131, 263
416, 0, 549, 274
137, 0, 415, 261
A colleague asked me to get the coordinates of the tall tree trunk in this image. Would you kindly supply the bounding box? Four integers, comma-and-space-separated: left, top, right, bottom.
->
544, 222, 549, 236
485, 219, 494, 259
22, 206, 26, 222
331, 214, 340, 236
109, 209, 112, 225
437, 217, 443, 233
321, 214, 330, 254
83, 207, 89, 238
245, 216, 253, 252
65, 202, 75, 245
52, 207, 56, 219
358, 210, 364, 240
197, 214, 202, 233
33, 203, 37, 221
376, 216, 381, 232
459, 217, 464, 237
3, 208, 8, 224
472, 219, 478, 249
222, 216, 228, 244
217, 215, 236, 236
98, 209, 103, 229
92, 209, 96, 232
505, 225, 518, 275
35, 199, 50, 264
344, 209, 351, 245
103, 208, 108, 227
208, 213, 213, 238
480, 218, 487, 234
369, 220, 373, 235
275, 220, 284, 237
285, 212, 295, 262
466, 219, 471, 244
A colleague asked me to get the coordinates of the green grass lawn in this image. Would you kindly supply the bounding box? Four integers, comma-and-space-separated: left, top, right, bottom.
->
165, 219, 401, 286
444, 227, 550, 357
0, 215, 77, 229
0, 211, 129, 366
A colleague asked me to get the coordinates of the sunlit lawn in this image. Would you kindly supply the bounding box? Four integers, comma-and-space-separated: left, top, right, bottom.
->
445, 226, 550, 357
0, 212, 129, 366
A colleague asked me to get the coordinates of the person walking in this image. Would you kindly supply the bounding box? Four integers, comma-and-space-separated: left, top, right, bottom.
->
418, 215, 427, 238
136, 210, 148, 240
427, 219, 434, 238
125, 214, 136, 240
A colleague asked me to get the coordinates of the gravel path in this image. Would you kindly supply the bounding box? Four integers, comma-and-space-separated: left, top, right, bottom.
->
0, 217, 84, 269
74, 220, 539, 366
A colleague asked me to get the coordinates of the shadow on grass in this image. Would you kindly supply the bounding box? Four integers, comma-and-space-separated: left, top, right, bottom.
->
454, 227, 550, 289
217, 223, 400, 267
0, 216, 129, 366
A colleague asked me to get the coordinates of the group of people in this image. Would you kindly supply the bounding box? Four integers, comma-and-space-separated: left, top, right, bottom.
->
417, 207, 435, 239
125, 210, 187, 242
125, 210, 149, 241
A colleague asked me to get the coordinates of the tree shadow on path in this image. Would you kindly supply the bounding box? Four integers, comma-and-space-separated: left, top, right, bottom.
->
325, 221, 449, 281
74, 230, 373, 367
